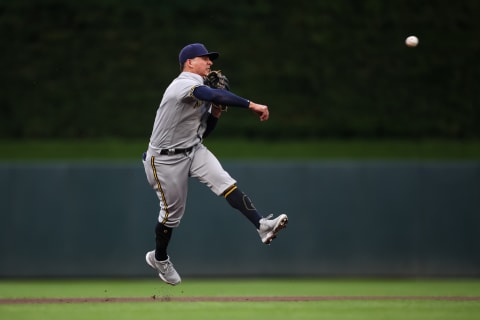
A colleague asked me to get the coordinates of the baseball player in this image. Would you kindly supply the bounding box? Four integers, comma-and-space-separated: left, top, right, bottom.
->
142, 43, 288, 285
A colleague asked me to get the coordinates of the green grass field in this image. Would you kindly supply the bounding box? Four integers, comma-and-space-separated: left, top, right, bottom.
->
1, 138, 479, 160
1, 278, 479, 320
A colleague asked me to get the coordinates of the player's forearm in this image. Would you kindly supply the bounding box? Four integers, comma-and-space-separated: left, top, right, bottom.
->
193, 86, 249, 108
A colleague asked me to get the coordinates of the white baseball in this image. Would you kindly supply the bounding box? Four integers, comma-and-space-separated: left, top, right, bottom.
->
405, 35, 419, 47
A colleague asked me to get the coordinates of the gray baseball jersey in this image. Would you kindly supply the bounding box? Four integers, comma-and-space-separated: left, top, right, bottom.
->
143, 72, 236, 228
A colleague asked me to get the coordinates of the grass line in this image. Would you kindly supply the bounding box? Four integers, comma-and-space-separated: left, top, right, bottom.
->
1, 138, 479, 160
1, 279, 480, 320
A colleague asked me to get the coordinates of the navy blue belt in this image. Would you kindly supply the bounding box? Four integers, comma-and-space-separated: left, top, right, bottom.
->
159, 147, 193, 155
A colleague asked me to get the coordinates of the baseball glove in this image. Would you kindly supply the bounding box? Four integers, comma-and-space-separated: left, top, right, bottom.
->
204, 70, 230, 111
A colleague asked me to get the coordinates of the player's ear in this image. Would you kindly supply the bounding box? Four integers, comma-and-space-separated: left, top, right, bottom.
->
183, 59, 194, 71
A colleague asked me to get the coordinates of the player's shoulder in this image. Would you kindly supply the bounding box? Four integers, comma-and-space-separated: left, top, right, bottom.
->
169, 72, 203, 94
177, 72, 204, 84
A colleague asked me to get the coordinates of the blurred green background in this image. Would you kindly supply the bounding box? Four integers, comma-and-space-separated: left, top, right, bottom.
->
1, 0, 479, 143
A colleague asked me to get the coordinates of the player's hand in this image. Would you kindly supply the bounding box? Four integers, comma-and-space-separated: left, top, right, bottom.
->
211, 105, 223, 118
249, 102, 269, 121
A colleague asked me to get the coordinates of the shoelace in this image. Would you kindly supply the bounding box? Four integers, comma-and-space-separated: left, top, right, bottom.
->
158, 261, 172, 274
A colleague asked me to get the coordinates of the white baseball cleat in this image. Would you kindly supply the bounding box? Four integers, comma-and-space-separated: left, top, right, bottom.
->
145, 250, 181, 285
257, 214, 288, 244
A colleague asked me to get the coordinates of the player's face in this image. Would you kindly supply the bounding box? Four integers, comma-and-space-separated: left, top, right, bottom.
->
189, 56, 213, 76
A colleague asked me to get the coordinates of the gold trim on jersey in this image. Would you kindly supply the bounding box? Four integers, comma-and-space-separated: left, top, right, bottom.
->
151, 155, 170, 224
189, 85, 203, 108
223, 184, 238, 198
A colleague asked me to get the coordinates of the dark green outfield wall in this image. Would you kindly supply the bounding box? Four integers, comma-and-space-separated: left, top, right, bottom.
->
1, 161, 479, 277
1, 1, 480, 139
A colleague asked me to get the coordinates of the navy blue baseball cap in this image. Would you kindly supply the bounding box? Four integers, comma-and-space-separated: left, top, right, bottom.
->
179, 43, 219, 65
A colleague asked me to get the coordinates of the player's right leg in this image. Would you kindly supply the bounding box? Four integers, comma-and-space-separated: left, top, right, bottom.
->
142, 149, 189, 284
144, 221, 181, 285
145, 250, 181, 285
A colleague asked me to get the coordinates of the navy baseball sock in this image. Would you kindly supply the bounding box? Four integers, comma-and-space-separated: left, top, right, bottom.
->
224, 186, 261, 229
155, 222, 172, 261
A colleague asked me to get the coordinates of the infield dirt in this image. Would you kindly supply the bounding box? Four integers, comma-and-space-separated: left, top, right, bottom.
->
1, 296, 479, 304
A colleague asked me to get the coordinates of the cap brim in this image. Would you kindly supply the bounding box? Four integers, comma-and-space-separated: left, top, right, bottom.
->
201, 52, 219, 60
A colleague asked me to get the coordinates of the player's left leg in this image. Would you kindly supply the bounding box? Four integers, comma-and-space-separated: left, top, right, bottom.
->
222, 184, 262, 228
222, 184, 288, 245
190, 144, 261, 225
190, 144, 288, 244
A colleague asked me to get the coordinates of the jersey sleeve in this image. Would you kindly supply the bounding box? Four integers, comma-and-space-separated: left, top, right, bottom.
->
184, 85, 203, 105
